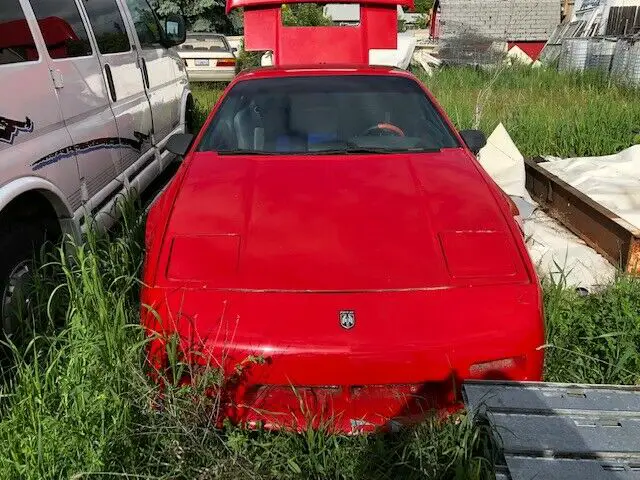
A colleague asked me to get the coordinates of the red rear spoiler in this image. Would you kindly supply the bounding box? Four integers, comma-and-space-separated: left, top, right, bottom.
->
227, 0, 414, 66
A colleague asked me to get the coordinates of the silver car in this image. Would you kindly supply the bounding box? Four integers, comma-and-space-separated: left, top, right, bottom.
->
0, 0, 193, 333
177, 33, 237, 82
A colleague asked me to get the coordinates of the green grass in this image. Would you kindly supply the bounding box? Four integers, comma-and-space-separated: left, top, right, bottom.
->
191, 82, 225, 130
421, 67, 640, 158
0, 68, 639, 478
543, 275, 640, 385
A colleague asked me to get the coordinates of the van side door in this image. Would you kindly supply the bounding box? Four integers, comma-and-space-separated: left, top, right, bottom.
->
1, 0, 81, 212
77, 0, 155, 181
121, 0, 186, 145
28, 0, 125, 217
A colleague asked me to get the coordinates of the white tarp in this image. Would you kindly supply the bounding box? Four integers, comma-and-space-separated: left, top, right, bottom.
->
478, 124, 616, 290
505, 45, 534, 66
478, 123, 530, 200
261, 51, 273, 67
540, 145, 640, 231
369, 32, 417, 70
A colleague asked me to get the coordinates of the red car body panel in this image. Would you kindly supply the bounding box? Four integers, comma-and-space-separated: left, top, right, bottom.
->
141, 66, 544, 433
234, 0, 413, 66
1, 17, 79, 61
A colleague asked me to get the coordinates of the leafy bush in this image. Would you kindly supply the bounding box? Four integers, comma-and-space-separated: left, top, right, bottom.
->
414, 0, 435, 14
282, 3, 331, 26
416, 13, 429, 29
234, 38, 263, 73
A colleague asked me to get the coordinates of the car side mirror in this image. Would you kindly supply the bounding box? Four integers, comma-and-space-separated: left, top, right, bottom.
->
459, 129, 487, 155
232, 47, 238, 53
166, 133, 194, 157
162, 14, 187, 47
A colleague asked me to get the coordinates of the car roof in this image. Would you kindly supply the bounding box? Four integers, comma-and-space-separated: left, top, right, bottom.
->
187, 32, 225, 37
234, 64, 413, 81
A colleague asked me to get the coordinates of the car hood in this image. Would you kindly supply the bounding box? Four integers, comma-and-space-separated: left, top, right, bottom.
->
160, 149, 530, 291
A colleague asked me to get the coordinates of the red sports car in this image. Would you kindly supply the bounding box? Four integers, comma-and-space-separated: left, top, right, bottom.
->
141, 63, 544, 433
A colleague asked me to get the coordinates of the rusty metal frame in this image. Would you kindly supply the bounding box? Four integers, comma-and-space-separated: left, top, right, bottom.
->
524, 157, 640, 273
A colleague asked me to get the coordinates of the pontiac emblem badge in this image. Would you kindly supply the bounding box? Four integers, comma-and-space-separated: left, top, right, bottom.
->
339, 310, 355, 330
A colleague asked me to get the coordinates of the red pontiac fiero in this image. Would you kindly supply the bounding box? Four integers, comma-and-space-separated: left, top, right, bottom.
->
141, 65, 544, 433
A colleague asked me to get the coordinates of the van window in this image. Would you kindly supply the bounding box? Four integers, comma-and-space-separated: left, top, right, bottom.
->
82, 0, 131, 54
0, 0, 38, 65
125, 0, 162, 48
29, 0, 93, 59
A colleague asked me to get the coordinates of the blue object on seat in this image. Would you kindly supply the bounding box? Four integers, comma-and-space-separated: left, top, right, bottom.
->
308, 132, 337, 144
275, 132, 337, 152
275, 135, 296, 152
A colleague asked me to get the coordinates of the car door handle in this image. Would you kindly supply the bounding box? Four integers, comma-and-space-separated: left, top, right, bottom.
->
104, 64, 117, 102
141, 58, 150, 89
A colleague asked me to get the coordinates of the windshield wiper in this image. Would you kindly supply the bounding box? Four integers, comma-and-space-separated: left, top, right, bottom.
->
215, 147, 442, 155
311, 147, 442, 155
216, 149, 279, 155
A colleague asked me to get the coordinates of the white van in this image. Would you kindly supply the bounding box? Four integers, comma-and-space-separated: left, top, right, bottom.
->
0, 0, 192, 330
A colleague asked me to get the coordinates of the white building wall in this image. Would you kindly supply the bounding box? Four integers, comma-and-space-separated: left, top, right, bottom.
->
439, 0, 560, 41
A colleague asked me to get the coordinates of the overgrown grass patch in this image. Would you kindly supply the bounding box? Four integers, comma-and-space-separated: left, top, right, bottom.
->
191, 82, 226, 129
421, 66, 640, 158
544, 275, 640, 385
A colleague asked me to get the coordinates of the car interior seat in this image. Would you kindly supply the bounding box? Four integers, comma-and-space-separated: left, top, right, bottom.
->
280, 93, 339, 152
233, 101, 265, 150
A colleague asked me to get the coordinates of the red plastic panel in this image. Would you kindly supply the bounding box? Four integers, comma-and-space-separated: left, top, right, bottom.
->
439, 231, 518, 279
167, 234, 241, 283
234, 0, 413, 65
242, 6, 278, 51
276, 26, 369, 65
508, 41, 546, 61
362, 5, 397, 48
227, 0, 413, 12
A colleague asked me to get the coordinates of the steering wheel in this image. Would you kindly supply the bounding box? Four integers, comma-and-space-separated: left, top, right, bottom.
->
363, 123, 405, 137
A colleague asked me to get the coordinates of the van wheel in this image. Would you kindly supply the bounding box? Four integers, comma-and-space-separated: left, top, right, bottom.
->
0, 223, 46, 340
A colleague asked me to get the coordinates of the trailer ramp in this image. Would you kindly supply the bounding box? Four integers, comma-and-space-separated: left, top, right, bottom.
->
463, 380, 640, 480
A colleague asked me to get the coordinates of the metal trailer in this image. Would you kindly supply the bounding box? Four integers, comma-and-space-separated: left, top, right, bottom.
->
463, 380, 640, 480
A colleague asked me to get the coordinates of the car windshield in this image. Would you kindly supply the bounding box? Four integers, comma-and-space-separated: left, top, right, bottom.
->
197, 75, 461, 154
180, 34, 228, 51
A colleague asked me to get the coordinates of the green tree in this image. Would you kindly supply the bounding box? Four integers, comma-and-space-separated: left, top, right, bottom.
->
151, 0, 236, 33
281, 3, 331, 26
414, 0, 434, 14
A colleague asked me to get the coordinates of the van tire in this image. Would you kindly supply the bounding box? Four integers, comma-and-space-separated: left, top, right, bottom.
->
0, 222, 46, 338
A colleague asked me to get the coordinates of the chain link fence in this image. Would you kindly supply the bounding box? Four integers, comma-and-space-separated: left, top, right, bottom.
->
437, 31, 507, 67
555, 35, 640, 85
